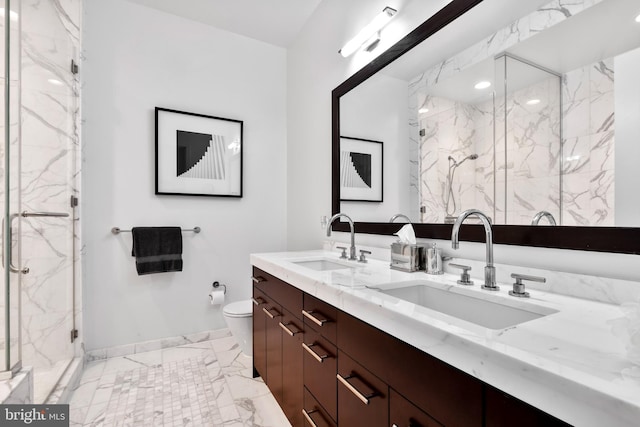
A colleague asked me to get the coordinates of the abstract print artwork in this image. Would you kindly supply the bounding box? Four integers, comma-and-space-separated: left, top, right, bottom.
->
155, 108, 243, 197
340, 136, 383, 202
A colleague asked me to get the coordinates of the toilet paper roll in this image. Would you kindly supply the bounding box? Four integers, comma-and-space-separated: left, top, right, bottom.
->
209, 289, 225, 305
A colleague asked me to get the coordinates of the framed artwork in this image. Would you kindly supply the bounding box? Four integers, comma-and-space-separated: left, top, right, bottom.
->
155, 107, 243, 197
339, 136, 383, 202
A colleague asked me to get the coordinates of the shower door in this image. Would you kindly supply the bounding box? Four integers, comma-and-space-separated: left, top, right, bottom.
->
1, 0, 22, 377
1, 0, 80, 404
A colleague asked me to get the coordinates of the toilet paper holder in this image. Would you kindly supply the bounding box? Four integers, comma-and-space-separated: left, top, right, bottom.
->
212, 281, 227, 294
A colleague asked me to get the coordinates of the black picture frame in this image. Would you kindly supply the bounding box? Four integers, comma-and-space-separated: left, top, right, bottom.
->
339, 136, 383, 202
155, 107, 243, 197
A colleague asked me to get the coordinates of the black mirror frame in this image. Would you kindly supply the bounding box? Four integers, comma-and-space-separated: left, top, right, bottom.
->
331, 0, 640, 255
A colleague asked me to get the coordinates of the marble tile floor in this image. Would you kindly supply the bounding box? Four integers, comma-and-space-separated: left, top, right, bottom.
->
69, 330, 291, 426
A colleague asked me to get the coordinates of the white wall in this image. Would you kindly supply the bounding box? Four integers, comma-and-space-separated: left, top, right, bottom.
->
288, 0, 640, 282
82, 0, 287, 350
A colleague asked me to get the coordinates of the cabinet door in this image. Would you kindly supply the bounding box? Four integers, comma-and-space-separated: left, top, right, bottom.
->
303, 328, 338, 423
264, 300, 283, 404
485, 386, 571, 427
337, 350, 388, 427
252, 288, 268, 379
390, 389, 442, 427
280, 308, 305, 427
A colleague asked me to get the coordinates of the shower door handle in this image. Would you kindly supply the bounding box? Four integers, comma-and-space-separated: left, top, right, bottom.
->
2, 214, 29, 274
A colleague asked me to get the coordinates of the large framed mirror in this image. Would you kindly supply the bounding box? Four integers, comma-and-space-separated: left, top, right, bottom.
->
332, 0, 640, 254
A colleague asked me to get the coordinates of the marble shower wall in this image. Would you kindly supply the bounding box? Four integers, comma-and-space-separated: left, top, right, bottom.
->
562, 58, 615, 226
18, 0, 82, 370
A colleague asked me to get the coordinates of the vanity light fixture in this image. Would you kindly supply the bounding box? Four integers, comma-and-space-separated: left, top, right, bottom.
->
339, 6, 397, 58
526, 99, 541, 105
474, 81, 491, 90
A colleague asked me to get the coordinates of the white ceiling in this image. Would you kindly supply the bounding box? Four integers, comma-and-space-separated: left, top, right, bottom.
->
125, 0, 323, 47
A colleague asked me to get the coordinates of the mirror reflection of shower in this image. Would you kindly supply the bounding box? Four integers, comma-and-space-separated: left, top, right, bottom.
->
444, 154, 478, 221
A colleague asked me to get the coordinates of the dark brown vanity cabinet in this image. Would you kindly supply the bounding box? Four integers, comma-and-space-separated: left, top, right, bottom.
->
252, 267, 572, 427
252, 268, 304, 426
337, 350, 388, 427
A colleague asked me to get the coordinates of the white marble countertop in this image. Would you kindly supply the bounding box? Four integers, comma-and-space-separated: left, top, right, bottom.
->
251, 250, 640, 427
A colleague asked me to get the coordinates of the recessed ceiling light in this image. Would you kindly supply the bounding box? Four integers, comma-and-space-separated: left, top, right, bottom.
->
635, 13, 640, 23
526, 99, 541, 105
47, 78, 63, 86
474, 81, 491, 90
418, 108, 429, 114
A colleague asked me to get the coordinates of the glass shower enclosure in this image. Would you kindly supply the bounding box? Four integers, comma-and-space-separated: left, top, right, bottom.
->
1, 0, 81, 404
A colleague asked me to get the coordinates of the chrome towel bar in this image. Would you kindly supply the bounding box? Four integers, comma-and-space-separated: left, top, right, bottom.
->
111, 226, 201, 235
21, 211, 70, 218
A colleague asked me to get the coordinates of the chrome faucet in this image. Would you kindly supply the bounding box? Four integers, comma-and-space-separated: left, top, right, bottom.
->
531, 211, 557, 226
327, 213, 357, 261
451, 209, 498, 291
389, 213, 411, 223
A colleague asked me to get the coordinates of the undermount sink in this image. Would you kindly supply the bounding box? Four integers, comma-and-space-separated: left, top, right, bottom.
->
292, 259, 356, 271
379, 281, 557, 329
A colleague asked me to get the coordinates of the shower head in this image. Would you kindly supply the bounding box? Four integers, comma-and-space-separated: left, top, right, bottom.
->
450, 153, 479, 168
468, 154, 479, 160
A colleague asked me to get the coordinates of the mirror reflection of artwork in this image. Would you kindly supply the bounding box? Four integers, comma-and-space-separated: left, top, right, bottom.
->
156, 107, 243, 197
176, 131, 226, 180
339, 136, 383, 202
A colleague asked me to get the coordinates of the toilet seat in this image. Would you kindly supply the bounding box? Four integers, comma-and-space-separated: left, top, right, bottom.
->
223, 300, 252, 318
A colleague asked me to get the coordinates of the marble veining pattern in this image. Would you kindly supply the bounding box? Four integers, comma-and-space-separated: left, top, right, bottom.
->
70, 331, 290, 427
17, 0, 83, 390
409, 0, 610, 225
253, 250, 640, 427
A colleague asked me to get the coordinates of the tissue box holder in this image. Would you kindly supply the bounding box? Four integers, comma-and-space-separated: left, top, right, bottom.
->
390, 243, 425, 272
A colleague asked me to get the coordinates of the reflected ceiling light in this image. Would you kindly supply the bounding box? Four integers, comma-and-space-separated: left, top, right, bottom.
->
474, 81, 491, 90
47, 78, 63, 86
0, 8, 19, 21
526, 99, 541, 105
339, 7, 397, 58
418, 108, 429, 114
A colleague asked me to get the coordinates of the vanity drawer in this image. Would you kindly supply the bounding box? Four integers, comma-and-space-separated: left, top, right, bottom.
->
302, 387, 337, 427
303, 294, 337, 344
253, 267, 303, 317
337, 350, 388, 427
303, 327, 338, 422
390, 389, 442, 427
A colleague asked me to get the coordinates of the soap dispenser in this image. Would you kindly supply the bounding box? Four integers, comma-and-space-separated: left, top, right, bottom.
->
426, 243, 443, 275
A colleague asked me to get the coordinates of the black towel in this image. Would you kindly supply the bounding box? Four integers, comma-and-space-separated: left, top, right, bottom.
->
131, 227, 183, 275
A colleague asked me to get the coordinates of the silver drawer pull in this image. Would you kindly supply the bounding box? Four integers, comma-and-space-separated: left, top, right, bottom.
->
302, 409, 318, 427
337, 373, 376, 405
278, 321, 301, 336
262, 307, 280, 319
302, 342, 329, 363
302, 309, 328, 327
251, 276, 266, 283
251, 297, 265, 306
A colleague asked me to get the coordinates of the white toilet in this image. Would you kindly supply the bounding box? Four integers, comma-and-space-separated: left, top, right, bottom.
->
223, 300, 253, 357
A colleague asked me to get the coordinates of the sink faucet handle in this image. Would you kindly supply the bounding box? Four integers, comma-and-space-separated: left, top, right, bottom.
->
358, 250, 371, 263
509, 273, 546, 298
336, 246, 348, 259
449, 263, 474, 286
